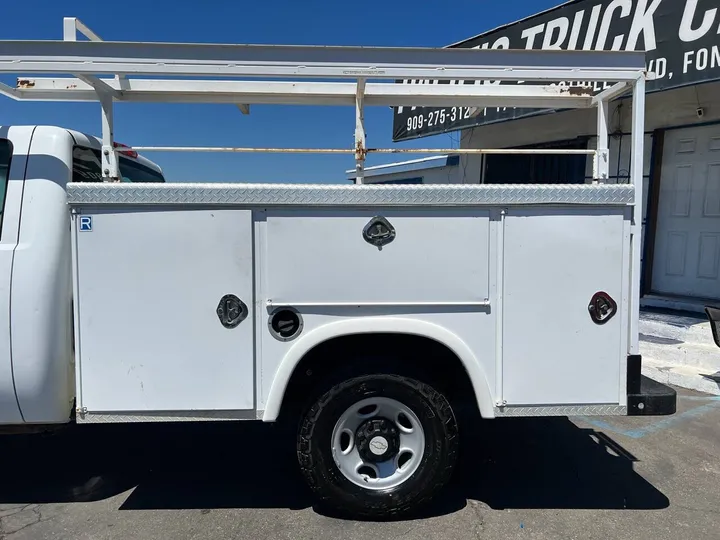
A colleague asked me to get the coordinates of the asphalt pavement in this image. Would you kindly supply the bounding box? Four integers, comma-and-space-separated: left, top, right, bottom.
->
1, 385, 719, 540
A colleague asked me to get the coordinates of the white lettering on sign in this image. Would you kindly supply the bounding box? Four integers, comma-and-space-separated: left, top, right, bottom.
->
647, 57, 667, 79
521, 23, 545, 49
584, 5, 603, 49
568, 10, 585, 49
543, 17, 570, 49
679, 0, 717, 42
627, 0, 662, 51
683, 45, 720, 73
480, 37, 511, 49
596, 0, 633, 50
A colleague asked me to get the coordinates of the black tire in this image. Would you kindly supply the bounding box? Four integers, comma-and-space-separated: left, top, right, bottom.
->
297, 373, 459, 518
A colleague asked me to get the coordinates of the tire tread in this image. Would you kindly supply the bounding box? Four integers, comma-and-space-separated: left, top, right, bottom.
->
297, 374, 458, 518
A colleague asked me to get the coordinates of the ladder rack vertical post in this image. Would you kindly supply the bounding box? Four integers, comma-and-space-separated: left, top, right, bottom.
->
594, 98, 610, 183
629, 75, 646, 356
354, 78, 366, 184
62, 18, 78, 42
63, 17, 103, 42
99, 93, 119, 182
63, 17, 126, 88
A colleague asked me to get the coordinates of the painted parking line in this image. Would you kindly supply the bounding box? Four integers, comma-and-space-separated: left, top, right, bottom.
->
577, 396, 720, 439
677, 395, 720, 402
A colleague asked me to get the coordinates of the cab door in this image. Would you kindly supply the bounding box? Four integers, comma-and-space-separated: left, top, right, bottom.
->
0, 126, 33, 423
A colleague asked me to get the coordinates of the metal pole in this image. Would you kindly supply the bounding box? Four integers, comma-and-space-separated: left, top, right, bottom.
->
595, 97, 610, 183
355, 78, 366, 184
494, 208, 506, 407
127, 146, 595, 155
99, 93, 119, 181
63, 17, 103, 42
629, 75, 646, 356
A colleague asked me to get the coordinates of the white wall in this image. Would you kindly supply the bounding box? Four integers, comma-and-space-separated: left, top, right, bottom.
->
359, 165, 460, 185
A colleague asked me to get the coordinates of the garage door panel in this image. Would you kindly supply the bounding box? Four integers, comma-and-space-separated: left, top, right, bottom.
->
665, 232, 688, 276
670, 165, 692, 217
704, 163, 720, 216
697, 233, 720, 280
676, 137, 696, 154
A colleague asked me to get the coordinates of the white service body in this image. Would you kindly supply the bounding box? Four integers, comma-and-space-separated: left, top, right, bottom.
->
67, 182, 634, 422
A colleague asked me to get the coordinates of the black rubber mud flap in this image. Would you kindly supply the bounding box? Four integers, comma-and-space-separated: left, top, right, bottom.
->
627, 355, 677, 416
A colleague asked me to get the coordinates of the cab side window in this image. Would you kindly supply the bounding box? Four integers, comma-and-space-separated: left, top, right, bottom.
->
72, 146, 104, 182
0, 139, 13, 223
72, 146, 164, 183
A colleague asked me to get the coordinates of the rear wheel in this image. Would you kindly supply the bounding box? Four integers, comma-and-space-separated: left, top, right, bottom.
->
297, 373, 458, 518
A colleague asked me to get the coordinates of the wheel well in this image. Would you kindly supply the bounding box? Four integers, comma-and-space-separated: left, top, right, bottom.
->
277, 333, 478, 424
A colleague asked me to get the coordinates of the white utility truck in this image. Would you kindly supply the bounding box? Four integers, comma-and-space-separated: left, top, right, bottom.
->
0, 18, 676, 518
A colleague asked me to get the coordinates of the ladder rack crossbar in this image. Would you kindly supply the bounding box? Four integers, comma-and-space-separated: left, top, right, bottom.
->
124, 147, 596, 156
0, 39, 646, 81
5, 77, 598, 109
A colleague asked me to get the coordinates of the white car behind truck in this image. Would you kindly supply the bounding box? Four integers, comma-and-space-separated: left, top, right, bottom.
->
0, 18, 676, 518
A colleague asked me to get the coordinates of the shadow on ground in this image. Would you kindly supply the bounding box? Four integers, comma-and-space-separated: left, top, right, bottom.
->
0, 412, 668, 520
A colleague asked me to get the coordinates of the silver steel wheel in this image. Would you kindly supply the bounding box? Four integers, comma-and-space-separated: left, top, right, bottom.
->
331, 396, 425, 490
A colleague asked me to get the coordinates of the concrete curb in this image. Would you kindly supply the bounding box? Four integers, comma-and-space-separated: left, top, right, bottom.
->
642, 357, 720, 396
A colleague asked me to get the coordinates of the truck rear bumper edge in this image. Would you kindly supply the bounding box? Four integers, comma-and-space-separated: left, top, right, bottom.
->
626, 354, 676, 416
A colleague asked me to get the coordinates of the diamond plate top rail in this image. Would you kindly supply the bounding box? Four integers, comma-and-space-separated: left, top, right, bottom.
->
66, 183, 635, 207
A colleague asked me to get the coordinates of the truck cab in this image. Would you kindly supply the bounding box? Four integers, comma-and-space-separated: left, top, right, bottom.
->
0, 125, 164, 425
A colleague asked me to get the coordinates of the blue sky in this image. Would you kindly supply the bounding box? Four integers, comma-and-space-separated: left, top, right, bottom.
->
1, 0, 562, 183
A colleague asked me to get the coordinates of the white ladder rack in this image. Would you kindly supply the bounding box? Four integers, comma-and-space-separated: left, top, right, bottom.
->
0, 17, 647, 184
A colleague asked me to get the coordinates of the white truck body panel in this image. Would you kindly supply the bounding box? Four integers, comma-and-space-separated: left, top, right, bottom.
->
501, 207, 630, 405
260, 314, 497, 420
265, 209, 490, 304
72, 208, 255, 414
68, 183, 635, 421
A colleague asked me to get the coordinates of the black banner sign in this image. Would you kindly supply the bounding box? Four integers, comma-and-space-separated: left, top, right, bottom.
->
392, 0, 720, 141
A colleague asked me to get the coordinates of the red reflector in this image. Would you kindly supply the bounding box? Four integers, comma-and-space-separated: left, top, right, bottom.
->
113, 142, 138, 159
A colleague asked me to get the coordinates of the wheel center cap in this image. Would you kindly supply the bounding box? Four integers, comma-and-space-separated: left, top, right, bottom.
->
369, 436, 389, 455
355, 417, 400, 463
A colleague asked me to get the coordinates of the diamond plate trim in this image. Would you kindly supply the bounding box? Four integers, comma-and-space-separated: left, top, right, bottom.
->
76, 410, 255, 423
67, 183, 635, 207
494, 404, 627, 417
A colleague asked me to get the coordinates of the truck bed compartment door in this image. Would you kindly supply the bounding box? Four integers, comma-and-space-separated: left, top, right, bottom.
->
501, 207, 630, 406
73, 208, 255, 414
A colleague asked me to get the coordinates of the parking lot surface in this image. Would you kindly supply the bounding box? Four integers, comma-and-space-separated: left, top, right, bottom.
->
1, 385, 719, 540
